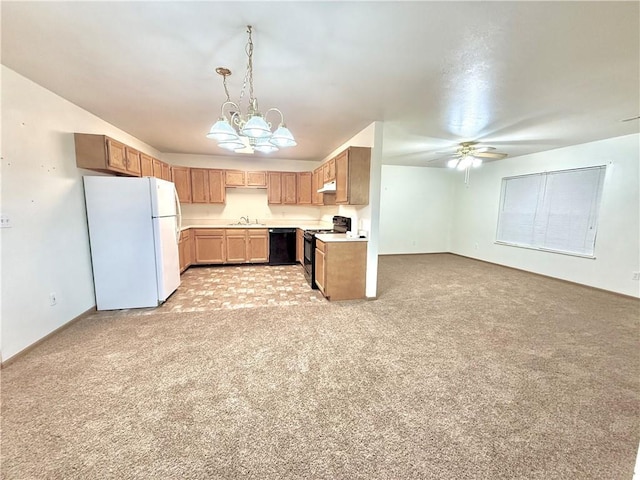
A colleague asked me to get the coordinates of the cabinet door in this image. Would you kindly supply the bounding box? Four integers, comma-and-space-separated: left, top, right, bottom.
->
194, 230, 225, 264
315, 246, 326, 294
327, 158, 336, 182
208, 169, 225, 204
225, 230, 247, 263
125, 147, 141, 176
297, 172, 312, 204
246, 171, 267, 187
178, 235, 186, 272
161, 162, 172, 181
152, 158, 163, 178
247, 229, 269, 263
312, 168, 323, 205
225, 170, 246, 187
335, 151, 349, 204
140, 153, 154, 177
190, 168, 210, 203
183, 231, 192, 270
267, 172, 282, 204
105, 138, 128, 173
282, 172, 297, 204
172, 167, 192, 203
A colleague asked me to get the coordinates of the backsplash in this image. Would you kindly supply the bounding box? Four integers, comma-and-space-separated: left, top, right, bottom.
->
181, 188, 334, 225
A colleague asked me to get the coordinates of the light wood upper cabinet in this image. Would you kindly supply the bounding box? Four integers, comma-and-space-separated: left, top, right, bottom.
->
225, 229, 248, 263
323, 158, 336, 183
297, 172, 312, 204
172, 166, 192, 203
335, 147, 371, 205
267, 172, 283, 204
247, 229, 269, 263
105, 138, 128, 173
161, 162, 171, 181
226, 170, 267, 188
282, 172, 297, 204
312, 168, 323, 205
315, 239, 367, 301
189, 168, 225, 204
124, 147, 142, 176
140, 153, 154, 177
225, 170, 245, 187
193, 229, 225, 264
153, 158, 172, 181
190, 168, 210, 203
246, 171, 267, 187
208, 169, 225, 204
74, 134, 141, 177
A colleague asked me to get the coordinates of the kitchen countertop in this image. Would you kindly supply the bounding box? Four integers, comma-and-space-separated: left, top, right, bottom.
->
180, 224, 332, 231
314, 233, 368, 243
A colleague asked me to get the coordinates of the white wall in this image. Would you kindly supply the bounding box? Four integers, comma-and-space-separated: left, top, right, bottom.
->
0, 66, 163, 361
318, 122, 383, 298
450, 134, 640, 297
379, 165, 455, 254
163, 153, 331, 226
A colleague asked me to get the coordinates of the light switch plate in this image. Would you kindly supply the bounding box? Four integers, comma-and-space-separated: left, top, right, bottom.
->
0, 215, 11, 228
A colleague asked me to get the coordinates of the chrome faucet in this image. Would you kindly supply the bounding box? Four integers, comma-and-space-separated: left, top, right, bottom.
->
240, 216, 250, 225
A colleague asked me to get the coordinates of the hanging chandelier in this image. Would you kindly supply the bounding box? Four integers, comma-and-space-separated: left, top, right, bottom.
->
206, 25, 296, 154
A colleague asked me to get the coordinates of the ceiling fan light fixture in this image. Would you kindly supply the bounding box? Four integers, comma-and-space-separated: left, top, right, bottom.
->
206, 25, 296, 154
457, 155, 472, 170
472, 157, 482, 168
447, 158, 459, 169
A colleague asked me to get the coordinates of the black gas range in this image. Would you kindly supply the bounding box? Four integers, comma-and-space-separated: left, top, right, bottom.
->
303, 215, 351, 289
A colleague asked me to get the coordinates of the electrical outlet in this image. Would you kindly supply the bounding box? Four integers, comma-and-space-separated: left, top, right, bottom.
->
474, 242, 479, 250
632, 272, 640, 281
0, 215, 11, 228
49, 293, 57, 306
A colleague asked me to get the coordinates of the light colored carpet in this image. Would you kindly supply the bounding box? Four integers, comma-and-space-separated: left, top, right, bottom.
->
1, 254, 638, 479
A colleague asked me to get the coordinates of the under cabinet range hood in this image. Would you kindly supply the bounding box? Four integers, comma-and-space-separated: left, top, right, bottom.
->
317, 180, 336, 193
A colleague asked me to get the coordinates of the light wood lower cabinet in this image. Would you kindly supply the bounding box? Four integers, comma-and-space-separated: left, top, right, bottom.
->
247, 229, 269, 263
178, 229, 194, 273
315, 239, 367, 301
189, 228, 268, 268
226, 230, 248, 263
193, 229, 225, 264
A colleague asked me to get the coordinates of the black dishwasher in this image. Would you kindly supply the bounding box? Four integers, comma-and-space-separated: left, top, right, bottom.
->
268, 228, 297, 265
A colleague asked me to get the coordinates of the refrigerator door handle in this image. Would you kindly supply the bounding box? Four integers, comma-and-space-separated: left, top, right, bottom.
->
174, 184, 182, 244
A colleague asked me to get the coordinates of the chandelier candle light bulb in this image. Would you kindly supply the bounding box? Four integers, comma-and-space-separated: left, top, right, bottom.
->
206, 26, 296, 154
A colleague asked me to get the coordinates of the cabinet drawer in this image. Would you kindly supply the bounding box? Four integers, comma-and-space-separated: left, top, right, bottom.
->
316, 239, 326, 253
194, 229, 225, 236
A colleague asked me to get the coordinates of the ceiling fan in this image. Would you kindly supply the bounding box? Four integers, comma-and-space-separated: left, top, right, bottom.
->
435, 142, 508, 184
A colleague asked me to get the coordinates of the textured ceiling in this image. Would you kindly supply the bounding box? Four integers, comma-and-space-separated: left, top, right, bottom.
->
2, 1, 638, 165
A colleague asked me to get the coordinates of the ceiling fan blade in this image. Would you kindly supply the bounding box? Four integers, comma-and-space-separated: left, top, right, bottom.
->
476, 151, 508, 159
473, 146, 496, 153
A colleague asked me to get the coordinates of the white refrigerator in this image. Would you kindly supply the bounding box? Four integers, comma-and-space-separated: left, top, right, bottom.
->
83, 176, 182, 310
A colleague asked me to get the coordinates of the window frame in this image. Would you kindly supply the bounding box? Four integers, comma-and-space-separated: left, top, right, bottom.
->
495, 165, 607, 259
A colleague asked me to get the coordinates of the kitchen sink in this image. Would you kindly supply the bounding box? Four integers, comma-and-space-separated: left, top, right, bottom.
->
227, 223, 266, 226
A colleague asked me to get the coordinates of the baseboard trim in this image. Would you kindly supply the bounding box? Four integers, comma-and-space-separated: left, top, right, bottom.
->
1, 306, 96, 368
450, 253, 640, 301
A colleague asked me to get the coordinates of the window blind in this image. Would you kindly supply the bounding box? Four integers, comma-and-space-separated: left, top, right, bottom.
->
496, 166, 606, 257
